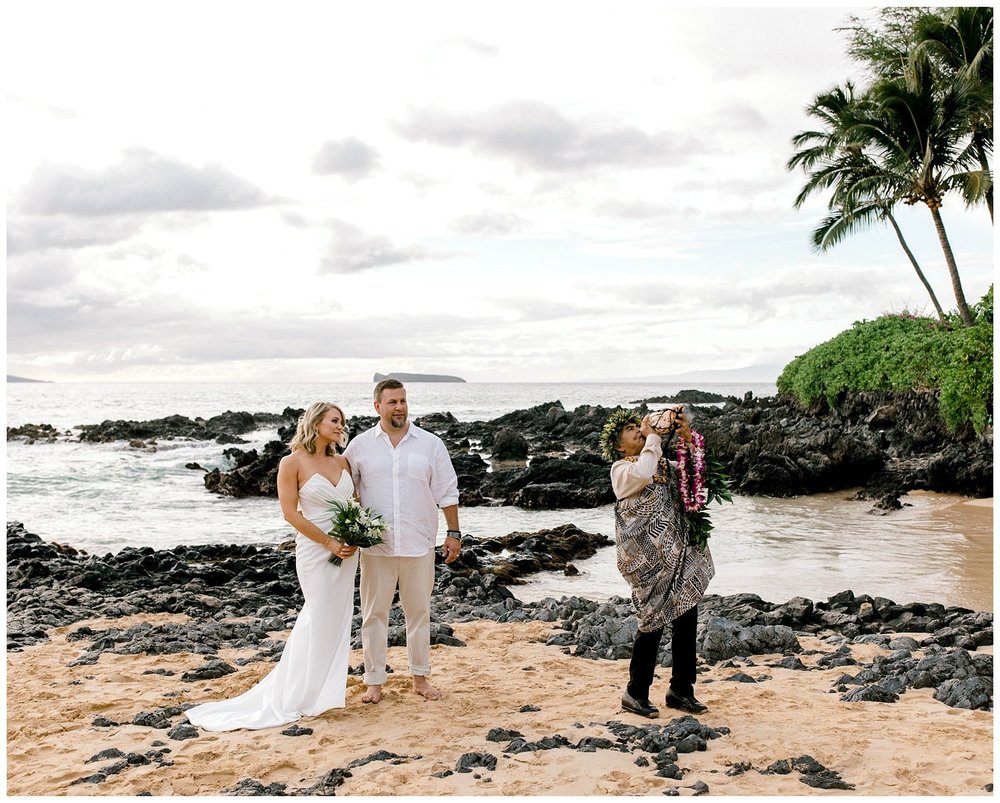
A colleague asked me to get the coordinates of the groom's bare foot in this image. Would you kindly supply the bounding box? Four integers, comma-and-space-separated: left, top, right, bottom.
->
412, 676, 441, 701
362, 685, 382, 704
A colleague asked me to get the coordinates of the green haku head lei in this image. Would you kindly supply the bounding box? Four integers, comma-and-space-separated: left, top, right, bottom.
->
598, 408, 643, 463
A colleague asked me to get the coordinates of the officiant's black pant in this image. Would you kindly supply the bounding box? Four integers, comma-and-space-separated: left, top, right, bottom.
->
626, 603, 698, 701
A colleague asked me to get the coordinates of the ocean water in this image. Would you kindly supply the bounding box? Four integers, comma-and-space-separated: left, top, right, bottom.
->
5, 380, 775, 431
5, 381, 993, 612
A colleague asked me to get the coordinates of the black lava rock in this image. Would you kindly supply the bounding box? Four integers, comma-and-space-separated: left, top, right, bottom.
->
281, 725, 313, 737
167, 723, 200, 741
456, 752, 497, 773
181, 660, 237, 683
223, 778, 289, 796
487, 728, 524, 742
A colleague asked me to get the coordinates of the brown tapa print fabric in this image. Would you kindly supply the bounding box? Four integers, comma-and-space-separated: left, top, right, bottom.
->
614, 457, 714, 632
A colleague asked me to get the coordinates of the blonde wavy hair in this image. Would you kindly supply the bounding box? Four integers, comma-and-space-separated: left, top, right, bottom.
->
289, 401, 349, 455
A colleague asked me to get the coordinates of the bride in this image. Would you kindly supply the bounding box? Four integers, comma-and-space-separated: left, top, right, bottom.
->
186, 402, 360, 731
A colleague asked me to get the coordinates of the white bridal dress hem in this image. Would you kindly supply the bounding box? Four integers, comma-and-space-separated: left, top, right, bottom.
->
186, 472, 358, 731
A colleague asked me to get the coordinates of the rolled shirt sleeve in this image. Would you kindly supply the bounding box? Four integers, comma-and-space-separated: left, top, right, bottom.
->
610, 434, 662, 499
430, 439, 460, 508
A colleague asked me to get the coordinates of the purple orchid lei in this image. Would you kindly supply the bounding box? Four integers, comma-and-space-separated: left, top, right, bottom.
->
676, 429, 709, 513
674, 428, 733, 549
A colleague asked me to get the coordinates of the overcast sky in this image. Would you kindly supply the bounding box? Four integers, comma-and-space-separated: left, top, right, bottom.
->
6, 2, 993, 383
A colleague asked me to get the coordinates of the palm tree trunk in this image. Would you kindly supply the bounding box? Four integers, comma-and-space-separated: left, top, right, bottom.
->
886, 212, 947, 321
929, 205, 975, 325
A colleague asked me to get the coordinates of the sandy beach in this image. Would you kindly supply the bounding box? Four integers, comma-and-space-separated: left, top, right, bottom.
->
7, 612, 993, 796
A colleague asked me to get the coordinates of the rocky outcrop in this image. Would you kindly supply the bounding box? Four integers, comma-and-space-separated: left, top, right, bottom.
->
8, 522, 991, 713
8, 409, 300, 446
490, 428, 530, 460
479, 454, 614, 508
202, 392, 991, 507
12, 389, 992, 507
6, 521, 604, 651
203, 441, 290, 497
541, 589, 992, 711
201, 406, 619, 507
831, 644, 993, 710
698, 618, 801, 663
7, 423, 63, 443
466, 401, 618, 458
75, 410, 294, 445
633, 389, 732, 405
691, 390, 992, 501
447, 524, 613, 584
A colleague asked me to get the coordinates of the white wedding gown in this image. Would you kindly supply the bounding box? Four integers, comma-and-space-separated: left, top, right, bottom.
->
186, 472, 359, 731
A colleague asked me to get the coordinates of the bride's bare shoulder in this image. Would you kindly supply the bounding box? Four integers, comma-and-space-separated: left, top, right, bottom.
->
279, 449, 303, 471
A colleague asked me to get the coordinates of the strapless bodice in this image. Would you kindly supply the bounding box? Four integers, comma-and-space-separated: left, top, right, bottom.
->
298, 472, 354, 530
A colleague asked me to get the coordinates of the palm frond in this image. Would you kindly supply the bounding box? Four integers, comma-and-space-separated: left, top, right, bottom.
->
812, 202, 887, 252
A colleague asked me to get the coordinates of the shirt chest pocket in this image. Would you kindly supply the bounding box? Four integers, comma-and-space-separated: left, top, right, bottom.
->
407, 454, 430, 479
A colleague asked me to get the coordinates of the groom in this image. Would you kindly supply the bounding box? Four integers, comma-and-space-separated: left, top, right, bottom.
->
344, 378, 461, 702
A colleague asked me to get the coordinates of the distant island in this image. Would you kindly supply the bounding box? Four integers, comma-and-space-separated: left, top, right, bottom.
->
7, 375, 51, 383
373, 372, 466, 383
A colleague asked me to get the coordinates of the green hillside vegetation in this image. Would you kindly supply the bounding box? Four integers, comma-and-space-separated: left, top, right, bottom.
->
777, 287, 993, 435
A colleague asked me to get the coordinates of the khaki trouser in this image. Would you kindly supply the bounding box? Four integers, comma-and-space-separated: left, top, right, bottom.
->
359, 550, 435, 686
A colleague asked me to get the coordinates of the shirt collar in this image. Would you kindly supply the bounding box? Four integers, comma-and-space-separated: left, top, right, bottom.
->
375, 421, 417, 442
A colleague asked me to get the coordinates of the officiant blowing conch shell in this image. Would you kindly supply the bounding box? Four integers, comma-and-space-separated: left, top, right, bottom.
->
601, 405, 715, 719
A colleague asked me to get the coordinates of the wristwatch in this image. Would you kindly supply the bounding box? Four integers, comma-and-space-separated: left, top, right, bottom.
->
445, 530, 462, 542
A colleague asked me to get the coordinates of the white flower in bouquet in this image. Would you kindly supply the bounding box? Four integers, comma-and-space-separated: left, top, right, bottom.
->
326, 498, 387, 565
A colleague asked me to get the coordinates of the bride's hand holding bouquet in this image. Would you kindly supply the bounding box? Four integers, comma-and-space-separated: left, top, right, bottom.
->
326, 497, 387, 565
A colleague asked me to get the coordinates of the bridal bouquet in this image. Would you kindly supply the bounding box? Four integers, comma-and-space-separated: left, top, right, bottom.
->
676, 429, 733, 549
326, 498, 387, 565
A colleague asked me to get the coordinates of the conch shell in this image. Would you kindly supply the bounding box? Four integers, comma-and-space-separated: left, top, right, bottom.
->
644, 406, 684, 435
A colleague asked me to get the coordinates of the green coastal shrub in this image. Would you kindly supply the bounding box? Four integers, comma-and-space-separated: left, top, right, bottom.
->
777, 288, 993, 435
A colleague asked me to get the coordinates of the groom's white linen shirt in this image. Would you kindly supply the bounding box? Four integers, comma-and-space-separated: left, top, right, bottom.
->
344, 423, 459, 557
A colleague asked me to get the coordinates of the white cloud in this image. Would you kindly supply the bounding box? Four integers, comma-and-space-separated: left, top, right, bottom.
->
318, 219, 435, 274
433, 36, 500, 59
3, 3, 992, 383
15, 149, 274, 216
7, 214, 145, 254
393, 99, 699, 172
449, 210, 526, 236
311, 137, 382, 182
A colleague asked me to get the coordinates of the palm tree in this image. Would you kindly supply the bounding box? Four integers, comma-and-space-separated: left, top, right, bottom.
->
788, 83, 947, 321
851, 59, 983, 325
840, 7, 928, 81
912, 6, 993, 222
813, 204, 947, 323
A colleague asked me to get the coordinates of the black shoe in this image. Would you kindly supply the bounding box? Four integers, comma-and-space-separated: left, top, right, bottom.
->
621, 692, 660, 718
665, 689, 708, 714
